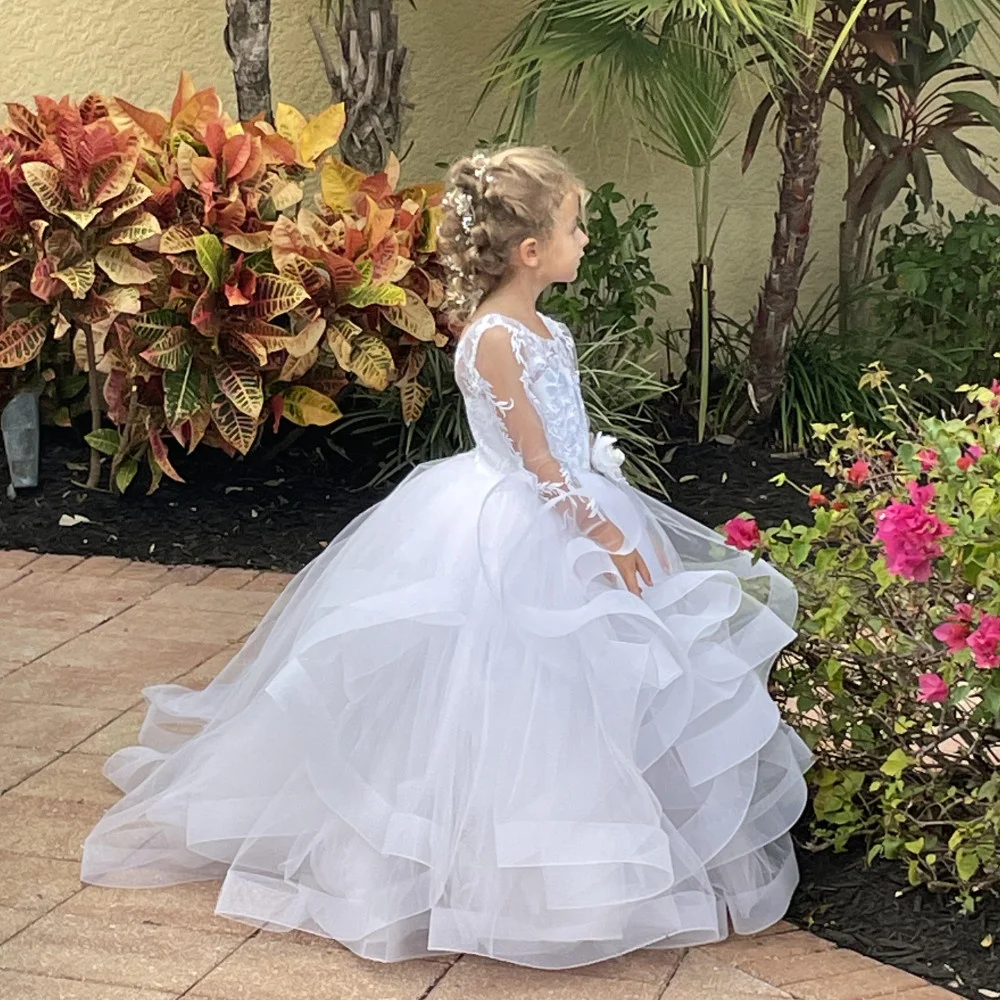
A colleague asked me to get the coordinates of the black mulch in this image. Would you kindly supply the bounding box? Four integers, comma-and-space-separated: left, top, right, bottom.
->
2, 427, 997, 995
788, 821, 999, 999
0, 430, 825, 570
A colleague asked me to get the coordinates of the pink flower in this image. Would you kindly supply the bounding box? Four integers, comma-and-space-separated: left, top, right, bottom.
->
906, 481, 936, 509
724, 516, 760, 551
967, 615, 1000, 669
953, 603, 975, 622
917, 672, 950, 704
933, 620, 972, 652
957, 455, 975, 471
808, 489, 829, 508
847, 459, 870, 486
917, 449, 938, 472
873, 495, 952, 582
968, 445, 984, 460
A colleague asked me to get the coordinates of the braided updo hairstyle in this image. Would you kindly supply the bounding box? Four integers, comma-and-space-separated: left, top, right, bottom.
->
436, 146, 586, 326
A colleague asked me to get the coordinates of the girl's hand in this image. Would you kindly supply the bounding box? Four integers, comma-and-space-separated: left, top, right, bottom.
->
611, 549, 653, 597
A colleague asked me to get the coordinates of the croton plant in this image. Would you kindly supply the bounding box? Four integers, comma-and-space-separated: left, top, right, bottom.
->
0, 73, 447, 491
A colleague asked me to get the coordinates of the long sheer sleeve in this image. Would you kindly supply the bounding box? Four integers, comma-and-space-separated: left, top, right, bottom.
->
474, 324, 629, 554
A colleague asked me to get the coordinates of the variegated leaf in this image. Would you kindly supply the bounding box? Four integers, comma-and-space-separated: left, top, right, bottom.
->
103, 285, 142, 316
163, 361, 204, 425
132, 309, 183, 340
61, 206, 103, 230
320, 156, 365, 211
268, 177, 303, 211
215, 359, 264, 418
390, 256, 415, 282
96, 245, 155, 285
383, 288, 437, 342
298, 103, 346, 166
281, 385, 341, 426
52, 259, 96, 300
285, 314, 326, 358
159, 224, 202, 254
400, 379, 431, 425
211, 395, 258, 455
0, 317, 47, 367
21, 161, 66, 213
109, 211, 162, 245
91, 154, 137, 206
279, 346, 318, 382
231, 333, 269, 365
106, 181, 153, 221
148, 430, 184, 482
223, 230, 272, 253
175, 141, 200, 189
252, 274, 309, 320
346, 281, 407, 309
349, 335, 395, 391
326, 319, 361, 370
140, 326, 192, 371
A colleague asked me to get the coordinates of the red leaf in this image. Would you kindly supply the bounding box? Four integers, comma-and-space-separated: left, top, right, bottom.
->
270, 393, 284, 433
148, 429, 185, 482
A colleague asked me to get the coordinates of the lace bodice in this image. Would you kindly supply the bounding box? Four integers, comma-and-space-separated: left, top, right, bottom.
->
455, 313, 589, 477
454, 312, 627, 553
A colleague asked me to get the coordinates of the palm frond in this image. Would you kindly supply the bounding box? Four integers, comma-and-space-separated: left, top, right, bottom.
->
641, 19, 736, 167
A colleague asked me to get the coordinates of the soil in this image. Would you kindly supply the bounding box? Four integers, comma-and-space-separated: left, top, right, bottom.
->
2, 426, 995, 996
789, 822, 999, 999
0, 429, 826, 570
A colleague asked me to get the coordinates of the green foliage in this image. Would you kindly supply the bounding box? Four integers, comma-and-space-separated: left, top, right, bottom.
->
757, 368, 1000, 907
875, 198, 1000, 388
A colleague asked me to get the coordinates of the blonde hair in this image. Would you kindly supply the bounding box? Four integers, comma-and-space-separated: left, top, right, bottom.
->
437, 146, 586, 325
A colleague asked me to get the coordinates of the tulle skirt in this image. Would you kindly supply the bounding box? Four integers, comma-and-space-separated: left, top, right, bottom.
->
80, 451, 812, 969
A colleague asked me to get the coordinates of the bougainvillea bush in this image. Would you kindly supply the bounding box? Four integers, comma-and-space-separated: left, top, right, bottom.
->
724, 366, 1000, 909
0, 73, 445, 491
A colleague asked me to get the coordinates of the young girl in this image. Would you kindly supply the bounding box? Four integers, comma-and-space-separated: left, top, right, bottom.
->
81, 146, 811, 969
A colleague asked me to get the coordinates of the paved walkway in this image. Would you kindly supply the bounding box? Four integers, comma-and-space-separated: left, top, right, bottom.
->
0, 550, 959, 1000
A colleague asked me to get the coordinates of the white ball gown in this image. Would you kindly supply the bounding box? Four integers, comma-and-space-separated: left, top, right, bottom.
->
80, 311, 813, 969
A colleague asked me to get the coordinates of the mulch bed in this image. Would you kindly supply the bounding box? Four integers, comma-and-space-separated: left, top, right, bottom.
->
0, 429, 823, 570
789, 821, 999, 999
1, 427, 996, 996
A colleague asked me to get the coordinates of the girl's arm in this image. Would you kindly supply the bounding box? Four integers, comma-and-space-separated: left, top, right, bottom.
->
474, 323, 628, 554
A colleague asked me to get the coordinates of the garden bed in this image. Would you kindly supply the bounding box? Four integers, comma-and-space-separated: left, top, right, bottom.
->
790, 820, 999, 999
0, 430, 824, 571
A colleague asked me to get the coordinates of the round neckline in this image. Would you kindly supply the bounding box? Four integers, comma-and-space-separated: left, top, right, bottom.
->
465, 311, 558, 343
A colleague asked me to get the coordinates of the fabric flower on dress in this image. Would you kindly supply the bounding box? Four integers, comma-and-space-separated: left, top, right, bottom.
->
591, 433, 627, 483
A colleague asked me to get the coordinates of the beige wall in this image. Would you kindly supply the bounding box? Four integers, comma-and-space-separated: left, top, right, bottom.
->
5, 0, 993, 330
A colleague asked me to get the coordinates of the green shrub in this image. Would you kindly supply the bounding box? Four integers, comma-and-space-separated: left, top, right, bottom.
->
875, 197, 1000, 388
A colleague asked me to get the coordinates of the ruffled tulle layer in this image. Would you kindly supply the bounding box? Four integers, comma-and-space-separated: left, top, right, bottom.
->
80, 451, 811, 969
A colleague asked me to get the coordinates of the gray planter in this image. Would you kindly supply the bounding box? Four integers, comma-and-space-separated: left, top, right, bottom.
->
2, 391, 40, 498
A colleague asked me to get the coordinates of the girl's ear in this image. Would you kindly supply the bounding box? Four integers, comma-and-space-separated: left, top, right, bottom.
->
518, 236, 541, 269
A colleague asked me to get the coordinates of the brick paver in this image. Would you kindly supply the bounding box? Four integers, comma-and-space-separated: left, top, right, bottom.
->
0, 553, 964, 1000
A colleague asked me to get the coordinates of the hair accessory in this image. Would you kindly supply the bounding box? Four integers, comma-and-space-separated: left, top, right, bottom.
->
442, 188, 475, 236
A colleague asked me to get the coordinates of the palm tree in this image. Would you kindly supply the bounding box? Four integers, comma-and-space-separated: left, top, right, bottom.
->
224, 0, 274, 122
483, 0, 1000, 430
312, 0, 413, 172
634, 20, 735, 442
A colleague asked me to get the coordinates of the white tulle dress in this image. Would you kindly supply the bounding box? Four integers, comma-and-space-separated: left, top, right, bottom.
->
80, 311, 812, 969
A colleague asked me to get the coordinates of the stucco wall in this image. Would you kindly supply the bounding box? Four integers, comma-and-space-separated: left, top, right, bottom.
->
5, 0, 993, 329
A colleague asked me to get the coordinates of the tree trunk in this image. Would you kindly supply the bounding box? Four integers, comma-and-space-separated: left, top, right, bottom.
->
745, 38, 825, 427
685, 258, 714, 389
224, 0, 273, 123
311, 0, 410, 173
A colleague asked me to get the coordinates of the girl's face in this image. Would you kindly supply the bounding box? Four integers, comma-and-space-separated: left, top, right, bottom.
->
535, 190, 589, 285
